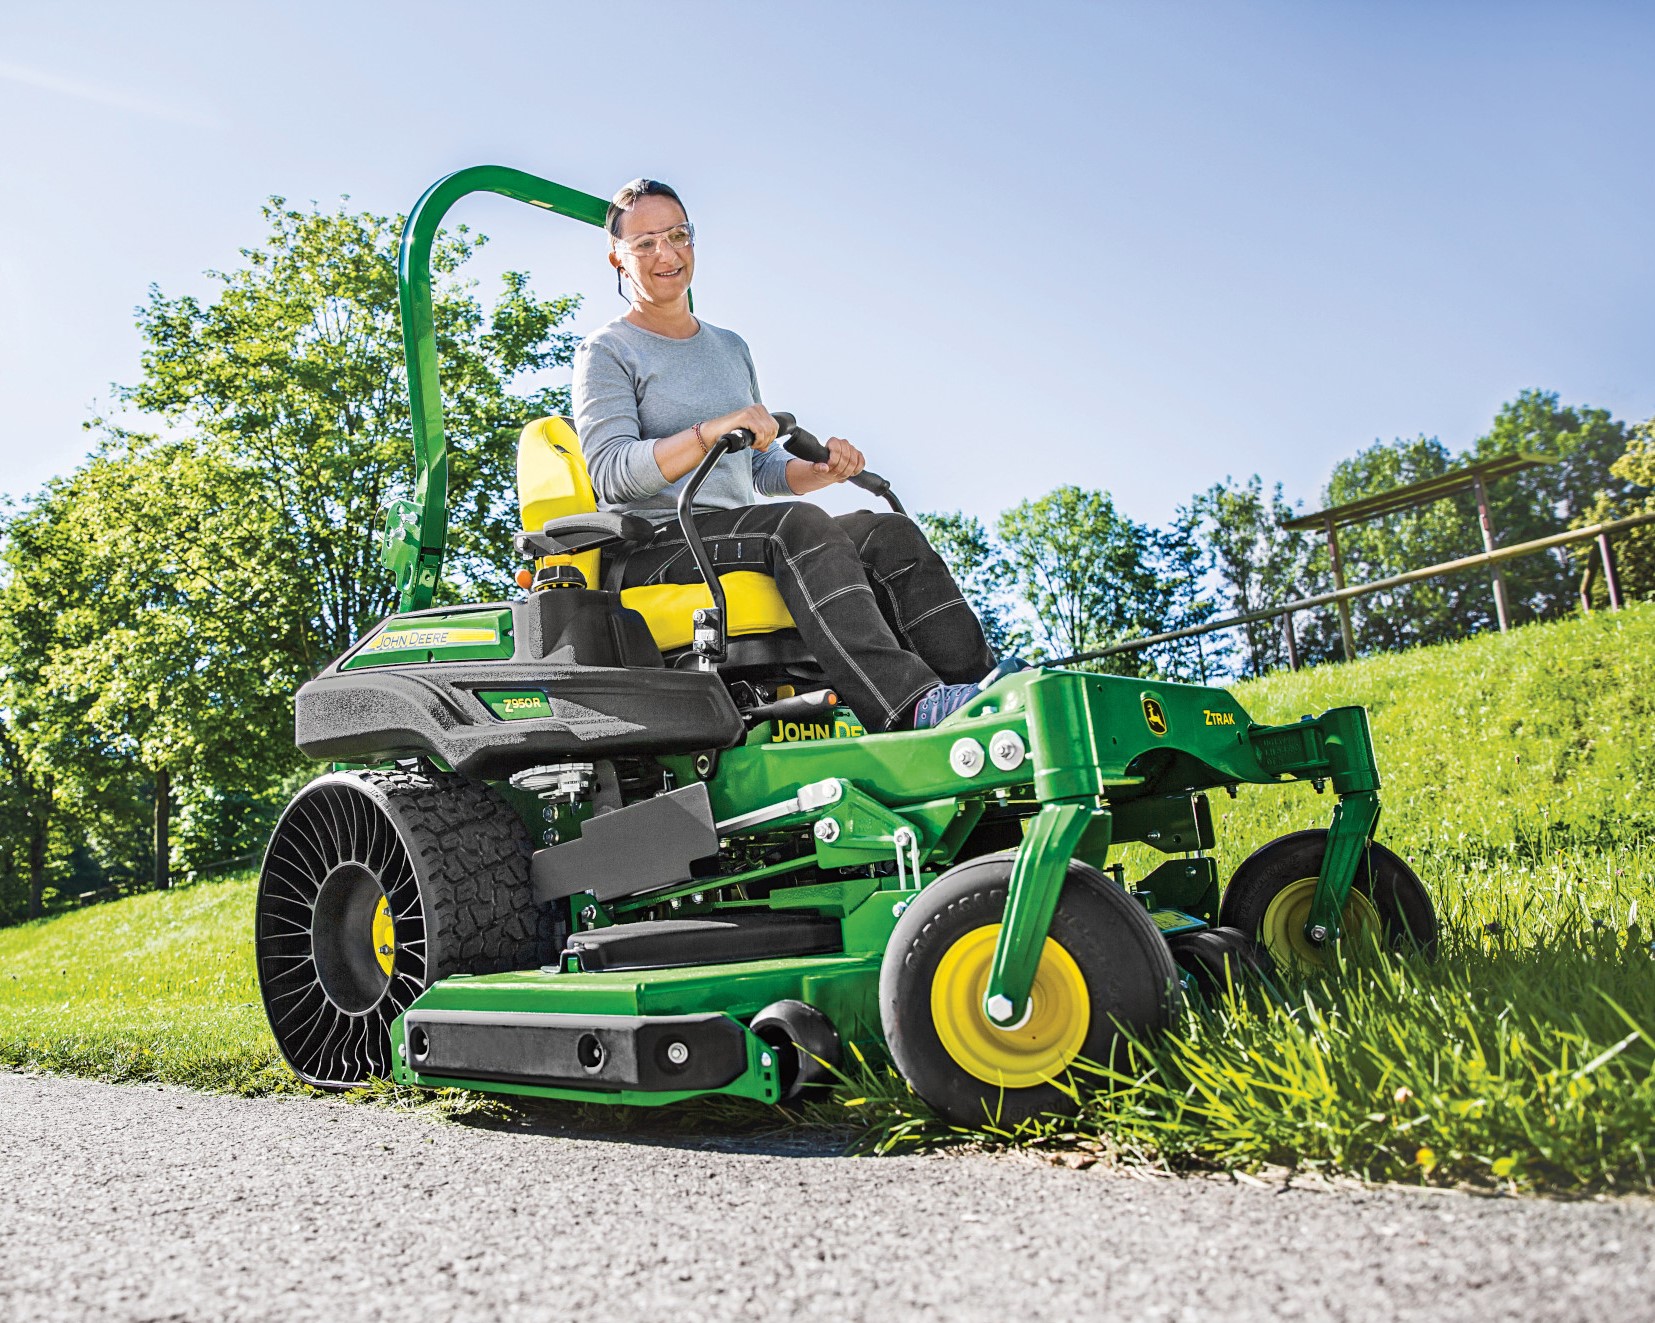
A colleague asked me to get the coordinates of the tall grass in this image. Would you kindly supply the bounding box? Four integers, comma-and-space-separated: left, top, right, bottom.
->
856, 606, 1655, 1191
857, 837, 1654, 1191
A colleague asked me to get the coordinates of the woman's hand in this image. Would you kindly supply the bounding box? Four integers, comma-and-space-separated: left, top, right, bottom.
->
784, 435, 866, 494
652, 407, 780, 484
811, 436, 866, 482
704, 405, 779, 451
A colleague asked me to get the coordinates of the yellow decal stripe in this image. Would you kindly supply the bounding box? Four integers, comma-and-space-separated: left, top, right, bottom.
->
363, 626, 497, 652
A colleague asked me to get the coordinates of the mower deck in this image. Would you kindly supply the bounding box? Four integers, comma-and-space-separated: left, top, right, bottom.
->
391, 951, 885, 1105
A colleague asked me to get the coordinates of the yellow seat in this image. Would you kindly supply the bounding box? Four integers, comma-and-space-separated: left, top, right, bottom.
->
517, 417, 797, 653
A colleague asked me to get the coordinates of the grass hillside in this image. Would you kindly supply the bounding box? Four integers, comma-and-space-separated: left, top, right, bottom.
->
0, 871, 289, 1093
4, 604, 1652, 1189
1218, 602, 1655, 861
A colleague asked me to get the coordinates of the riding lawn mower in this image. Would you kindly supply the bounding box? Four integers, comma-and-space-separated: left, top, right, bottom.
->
253, 166, 1437, 1126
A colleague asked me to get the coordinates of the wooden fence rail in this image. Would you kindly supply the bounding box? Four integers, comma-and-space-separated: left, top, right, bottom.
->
1053, 509, 1655, 668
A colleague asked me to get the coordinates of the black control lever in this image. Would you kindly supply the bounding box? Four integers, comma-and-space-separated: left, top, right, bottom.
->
675, 429, 755, 668
771, 412, 906, 515
742, 687, 840, 725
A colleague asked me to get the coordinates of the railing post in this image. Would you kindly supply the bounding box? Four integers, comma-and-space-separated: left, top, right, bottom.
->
1325, 517, 1357, 661
1599, 533, 1624, 610
1472, 472, 1510, 632
1283, 611, 1300, 671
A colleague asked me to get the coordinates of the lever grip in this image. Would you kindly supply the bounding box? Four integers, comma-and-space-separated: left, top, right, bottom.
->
718, 428, 755, 452
771, 412, 894, 501
744, 687, 840, 724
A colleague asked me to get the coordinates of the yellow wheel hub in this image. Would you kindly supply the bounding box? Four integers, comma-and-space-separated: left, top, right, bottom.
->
1260, 876, 1381, 971
930, 924, 1090, 1089
372, 894, 396, 977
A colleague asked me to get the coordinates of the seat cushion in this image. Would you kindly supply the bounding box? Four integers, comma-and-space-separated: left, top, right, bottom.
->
564, 912, 843, 972
622, 572, 796, 652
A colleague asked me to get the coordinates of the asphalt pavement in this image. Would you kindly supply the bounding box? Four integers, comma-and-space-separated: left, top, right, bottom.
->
1, 1070, 1650, 1322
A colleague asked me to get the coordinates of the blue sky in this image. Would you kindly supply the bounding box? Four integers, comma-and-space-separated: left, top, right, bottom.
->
2, 1, 1651, 529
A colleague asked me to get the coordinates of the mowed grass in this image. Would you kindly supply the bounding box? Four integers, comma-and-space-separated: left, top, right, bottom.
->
0, 871, 297, 1094
3, 604, 1653, 1189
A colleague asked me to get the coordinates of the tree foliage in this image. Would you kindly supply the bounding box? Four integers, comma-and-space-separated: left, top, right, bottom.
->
0, 200, 580, 916
1314, 436, 1487, 653
124, 200, 579, 659
923, 489, 1215, 678
995, 486, 1167, 672
1581, 417, 1655, 603
1468, 389, 1634, 620
914, 511, 1020, 657
1189, 476, 1318, 676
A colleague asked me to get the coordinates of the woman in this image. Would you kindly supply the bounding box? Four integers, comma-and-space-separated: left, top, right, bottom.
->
572, 178, 997, 730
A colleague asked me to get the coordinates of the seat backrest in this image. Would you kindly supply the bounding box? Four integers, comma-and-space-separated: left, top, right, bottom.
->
518, 417, 601, 589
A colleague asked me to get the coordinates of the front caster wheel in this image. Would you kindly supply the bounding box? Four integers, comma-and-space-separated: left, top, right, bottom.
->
750, 1000, 842, 1104
879, 853, 1178, 1128
1167, 926, 1274, 1004
255, 767, 553, 1088
1218, 829, 1437, 973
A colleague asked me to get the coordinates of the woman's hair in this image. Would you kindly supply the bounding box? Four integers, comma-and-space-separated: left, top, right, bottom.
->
605, 178, 687, 238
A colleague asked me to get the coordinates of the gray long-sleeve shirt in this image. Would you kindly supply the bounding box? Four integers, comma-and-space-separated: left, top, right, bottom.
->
571, 316, 794, 521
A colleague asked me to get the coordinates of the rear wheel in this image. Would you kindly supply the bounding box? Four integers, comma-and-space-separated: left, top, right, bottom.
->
255, 767, 553, 1088
880, 853, 1177, 1128
1218, 829, 1437, 972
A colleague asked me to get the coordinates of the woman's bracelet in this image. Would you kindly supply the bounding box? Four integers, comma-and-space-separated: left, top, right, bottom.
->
693, 421, 709, 453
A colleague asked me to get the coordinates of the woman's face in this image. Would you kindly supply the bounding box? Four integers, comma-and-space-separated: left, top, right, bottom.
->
611, 194, 694, 305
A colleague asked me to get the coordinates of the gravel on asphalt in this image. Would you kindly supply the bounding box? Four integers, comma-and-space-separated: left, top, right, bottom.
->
1, 1070, 1651, 1322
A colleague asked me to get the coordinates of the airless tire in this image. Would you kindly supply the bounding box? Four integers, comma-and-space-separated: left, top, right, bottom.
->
255, 767, 553, 1088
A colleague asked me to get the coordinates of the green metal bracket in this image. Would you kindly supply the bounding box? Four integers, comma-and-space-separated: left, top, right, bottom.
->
379, 495, 422, 591
391, 165, 609, 611
812, 783, 926, 871
1307, 789, 1382, 945
1135, 856, 1220, 924
1245, 705, 1380, 796
983, 800, 1095, 1027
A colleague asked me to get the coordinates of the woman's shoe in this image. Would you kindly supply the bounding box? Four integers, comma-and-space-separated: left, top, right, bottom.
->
911, 682, 981, 729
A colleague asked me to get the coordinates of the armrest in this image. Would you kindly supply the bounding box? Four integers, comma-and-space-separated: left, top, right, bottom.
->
514, 512, 657, 560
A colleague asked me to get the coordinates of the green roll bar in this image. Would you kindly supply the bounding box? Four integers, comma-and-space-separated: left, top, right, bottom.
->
383, 166, 609, 611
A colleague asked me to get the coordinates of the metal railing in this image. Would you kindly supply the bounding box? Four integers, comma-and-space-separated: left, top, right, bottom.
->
1054, 509, 1655, 670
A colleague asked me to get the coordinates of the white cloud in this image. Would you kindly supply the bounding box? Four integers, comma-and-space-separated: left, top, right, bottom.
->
0, 58, 220, 129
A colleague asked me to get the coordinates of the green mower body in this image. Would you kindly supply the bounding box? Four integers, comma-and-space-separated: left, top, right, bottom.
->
254, 167, 1434, 1126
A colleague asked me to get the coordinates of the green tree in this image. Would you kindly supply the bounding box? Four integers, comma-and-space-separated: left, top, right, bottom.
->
1318, 435, 1490, 651
0, 713, 51, 922
0, 499, 79, 918
1145, 504, 1219, 681
914, 510, 1021, 657
996, 486, 1166, 673
1191, 476, 1319, 676
1579, 417, 1655, 604
1468, 389, 1634, 620
0, 199, 582, 918
123, 199, 580, 662
12, 441, 301, 889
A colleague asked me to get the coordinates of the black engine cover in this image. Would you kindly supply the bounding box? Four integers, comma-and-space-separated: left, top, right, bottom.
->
295, 592, 744, 775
